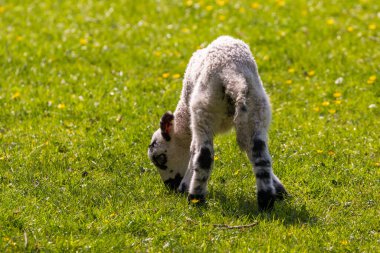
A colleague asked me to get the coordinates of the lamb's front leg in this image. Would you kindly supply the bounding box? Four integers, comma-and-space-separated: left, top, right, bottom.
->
187, 111, 214, 204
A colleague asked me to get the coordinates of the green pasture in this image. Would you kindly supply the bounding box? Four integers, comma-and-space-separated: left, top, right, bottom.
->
0, 0, 379, 251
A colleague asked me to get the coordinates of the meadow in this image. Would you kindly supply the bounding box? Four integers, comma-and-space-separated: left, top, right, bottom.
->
0, 0, 379, 251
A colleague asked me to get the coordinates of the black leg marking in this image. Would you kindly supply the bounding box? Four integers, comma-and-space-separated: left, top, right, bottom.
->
164, 173, 183, 190
255, 170, 270, 179
257, 190, 275, 211
252, 139, 266, 157
197, 147, 212, 169
254, 159, 271, 167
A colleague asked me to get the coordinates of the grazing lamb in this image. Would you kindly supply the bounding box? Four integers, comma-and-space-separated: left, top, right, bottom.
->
148, 36, 287, 210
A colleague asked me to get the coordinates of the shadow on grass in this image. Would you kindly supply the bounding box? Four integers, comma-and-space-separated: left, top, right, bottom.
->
210, 190, 318, 226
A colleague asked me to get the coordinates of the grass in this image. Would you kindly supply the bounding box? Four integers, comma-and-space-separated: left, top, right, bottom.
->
0, 0, 379, 251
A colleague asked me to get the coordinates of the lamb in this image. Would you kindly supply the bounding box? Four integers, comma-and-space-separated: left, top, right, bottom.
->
148, 36, 287, 210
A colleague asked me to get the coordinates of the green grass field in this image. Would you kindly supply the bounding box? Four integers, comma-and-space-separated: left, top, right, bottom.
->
1, 0, 379, 251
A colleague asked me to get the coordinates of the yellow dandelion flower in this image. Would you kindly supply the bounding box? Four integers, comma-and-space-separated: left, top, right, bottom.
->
191, 199, 200, 204
233, 170, 240, 176
206, 5, 213, 11
11, 91, 21, 100
288, 68, 295, 73
80, 38, 88, 45
328, 150, 335, 156
285, 80, 292, 85
251, 2, 260, 9
374, 162, 380, 167
367, 75, 376, 84
263, 55, 270, 61
181, 27, 190, 34
186, 0, 193, 6
0, 6, 5, 14
276, 0, 286, 7
326, 18, 335, 25
216, 0, 227, 6
58, 103, 66, 109
214, 156, 219, 161
307, 70, 315, 77
328, 109, 336, 114
368, 24, 376, 30
322, 101, 330, 106
153, 51, 161, 57
313, 107, 320, 112
16, 36, 24, 42
333, 92, 342, 98
334, 100, 342, 105
172, 73, 181, 79
316, 150, 323, 154
347, 26, 354, 32
218, 15, 226, 21
239, 7, 246, 13
340, 240, 348, 245
162, 73, 170, 78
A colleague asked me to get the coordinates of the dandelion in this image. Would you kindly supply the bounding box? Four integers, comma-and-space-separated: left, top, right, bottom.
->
58, 103, 66, 109
162, 73, 170, 78
214, 156, 219, 161
239, 7, 246, 13
288, 68, 295, 73
216, 0, 227, 6
276, 0, 286, 7
285, 80, 292, 85
328, 150, 335, 156
218, 15, 226, 21
181, 27, 190, 34
375, 162, 380, 167
307, 70, 315, 77
263, 55, 270, 61
367, 75, 376, 84
233, 170, 240, 176
334, 100, 342, 105
0, 6, 5, 14
316, 150, 323, 154
80, 38, 88, 45
313, 107, 320, 112
328, 109, 336, 114
186, 0, 193, 6
340, 240, 348, 245
154, 51, 162, 57
322, 101, 330, 106
16, 36, 23, 42
172, 73, 181, 79
11, 91, 20, 100
347, 26, 354, 32
251, 2, 260, 9
191, 199, 200, 204
326, 18, 335, 25
333, 92, 342, 98
206, 5, 213, 11
368, 24, 376, 30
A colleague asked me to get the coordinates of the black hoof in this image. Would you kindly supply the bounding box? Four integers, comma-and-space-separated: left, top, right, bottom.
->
188, 194, 206, 205
275, 184, 288, 200
257, 190, 276, 211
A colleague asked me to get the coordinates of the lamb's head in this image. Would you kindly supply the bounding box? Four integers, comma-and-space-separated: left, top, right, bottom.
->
148, 112, 190, 190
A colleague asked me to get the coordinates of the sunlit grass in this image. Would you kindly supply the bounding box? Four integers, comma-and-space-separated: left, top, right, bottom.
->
0, 0, 379, 251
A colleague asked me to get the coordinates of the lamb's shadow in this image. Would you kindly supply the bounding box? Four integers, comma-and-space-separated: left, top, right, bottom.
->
210, 190, 317, 226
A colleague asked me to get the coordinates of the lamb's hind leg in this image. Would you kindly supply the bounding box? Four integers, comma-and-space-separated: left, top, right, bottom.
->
235, 104, 287, 210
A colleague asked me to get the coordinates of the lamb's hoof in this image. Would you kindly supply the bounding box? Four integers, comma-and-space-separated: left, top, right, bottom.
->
275, 184, 288, 200
257, 190, 276, 211
188, 194, 206, 205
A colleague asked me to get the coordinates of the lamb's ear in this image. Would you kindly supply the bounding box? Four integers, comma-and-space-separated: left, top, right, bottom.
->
160, 112, 174, 141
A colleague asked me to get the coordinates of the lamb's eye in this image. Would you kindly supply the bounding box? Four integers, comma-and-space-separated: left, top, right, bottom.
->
152, 153, 168, 170
149, 140, 157, 150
